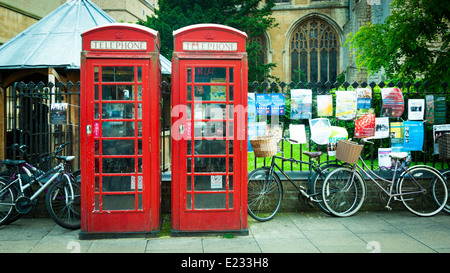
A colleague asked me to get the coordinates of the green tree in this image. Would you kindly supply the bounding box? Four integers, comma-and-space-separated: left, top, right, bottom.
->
345, 0, 449, 86
138, 0, 278, 82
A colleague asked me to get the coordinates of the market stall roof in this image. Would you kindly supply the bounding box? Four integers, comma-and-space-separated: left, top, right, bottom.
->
0, 0, 171, 74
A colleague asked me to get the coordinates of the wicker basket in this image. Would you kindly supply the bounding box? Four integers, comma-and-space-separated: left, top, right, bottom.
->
437, 133, 450, 160
250, 134, 278, 158
336, 139, 363, 164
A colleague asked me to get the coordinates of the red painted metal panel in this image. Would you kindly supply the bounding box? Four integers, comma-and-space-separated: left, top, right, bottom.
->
171, 24, 248, 233
80, 24, 161, 235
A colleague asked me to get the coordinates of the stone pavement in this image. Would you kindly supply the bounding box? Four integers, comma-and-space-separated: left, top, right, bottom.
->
1, 210, 450, 254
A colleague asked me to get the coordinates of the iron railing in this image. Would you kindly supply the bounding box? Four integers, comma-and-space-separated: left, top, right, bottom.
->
248, 80, 449, 171
5, 80, 448, 174
6, 81, 81, 170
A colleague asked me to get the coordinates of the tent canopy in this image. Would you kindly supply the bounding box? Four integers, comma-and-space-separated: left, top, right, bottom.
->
0, 0, 171, 74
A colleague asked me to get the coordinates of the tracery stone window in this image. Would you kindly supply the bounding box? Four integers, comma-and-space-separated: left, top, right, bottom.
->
290, 18, 339, 83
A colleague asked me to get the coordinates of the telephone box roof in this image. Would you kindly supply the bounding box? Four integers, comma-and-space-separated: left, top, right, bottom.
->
0, 0, 171, 74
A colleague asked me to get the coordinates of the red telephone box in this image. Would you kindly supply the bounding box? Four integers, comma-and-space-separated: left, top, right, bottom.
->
80, 23, 161, 238
171, 24, 248, 235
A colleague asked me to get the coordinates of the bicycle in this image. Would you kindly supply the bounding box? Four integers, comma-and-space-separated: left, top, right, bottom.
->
0, 143, 81, 229
321, 139, 448, 217
247, 137, 344, 222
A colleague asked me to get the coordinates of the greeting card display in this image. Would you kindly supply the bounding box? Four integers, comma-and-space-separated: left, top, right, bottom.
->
335, 91, 357, 120
256, 93, 285, 115
270, 93, 286, 115
403, 121, 424, 151
289, 124, 307, 144
248, 93, 256, 123
248, 122, 267, 152
434, 96, 447, 124
309, 118, 331, 145
356, 88, 372, 109
317, 95, 333, 116
426, 95, 435, 124
426, 95, 446, 124
381, 88, 404, 118
290, 89, 312, 119
371, 117, 390, 139
328, 126, 348, 156
355, 108, 376, 138
378, 148, 392, 169
408, 99, 424, 121
390, 121, 403, 152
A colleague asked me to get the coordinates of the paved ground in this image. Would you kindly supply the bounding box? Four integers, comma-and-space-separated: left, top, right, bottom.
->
1, 210, 449, 254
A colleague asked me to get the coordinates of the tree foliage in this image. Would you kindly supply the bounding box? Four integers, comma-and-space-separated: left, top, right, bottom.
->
345, 0, 449, 85
138, 0, 278, 82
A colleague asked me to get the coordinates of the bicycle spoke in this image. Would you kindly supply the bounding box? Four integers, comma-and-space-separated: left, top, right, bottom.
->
46, 178, 81, 229
399, 166, 447, 216
247, 168, 282, 222
322, 167, 365, 217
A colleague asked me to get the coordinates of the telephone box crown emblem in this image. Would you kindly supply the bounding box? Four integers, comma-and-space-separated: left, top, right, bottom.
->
205, 32, 215, 40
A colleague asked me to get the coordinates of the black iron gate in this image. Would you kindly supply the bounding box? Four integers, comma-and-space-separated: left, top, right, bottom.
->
6, 81, 81, 170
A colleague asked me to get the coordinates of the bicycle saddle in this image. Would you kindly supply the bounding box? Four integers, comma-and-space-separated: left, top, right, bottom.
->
303, 151, 323, 158
56, 155, 75, 162
3, 159, 26, 166
389, 152, 408, 159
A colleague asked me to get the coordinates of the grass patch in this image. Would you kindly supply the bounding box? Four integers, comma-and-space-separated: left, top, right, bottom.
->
158, 214, 171, 237
248, 141, 449, 172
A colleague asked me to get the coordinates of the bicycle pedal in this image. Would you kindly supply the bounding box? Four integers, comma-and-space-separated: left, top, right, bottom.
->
385, 205, 392, 211
305, 200, 315, 208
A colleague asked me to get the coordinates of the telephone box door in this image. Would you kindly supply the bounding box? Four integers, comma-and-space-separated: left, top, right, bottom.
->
84, 58, 152, 233
173, 59, 246, 231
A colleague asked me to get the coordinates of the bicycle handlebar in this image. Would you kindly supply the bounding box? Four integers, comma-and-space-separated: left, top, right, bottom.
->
282, 137, 298, 144
8, 142, 70, 160
8, 143, 29, 154
53, 142, 69, 154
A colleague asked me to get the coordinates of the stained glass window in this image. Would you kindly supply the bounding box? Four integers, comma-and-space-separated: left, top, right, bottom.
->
290, 18, 339, 83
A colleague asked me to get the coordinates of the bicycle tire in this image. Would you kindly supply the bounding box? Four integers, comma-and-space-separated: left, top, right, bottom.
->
398, 166, 447, 217
46, 174, 81, 230
439, 170, 450, 215
310, 163, 342, 215
247, 167, 283, 222
0, 177, 16, 225
321, 166, 366, 217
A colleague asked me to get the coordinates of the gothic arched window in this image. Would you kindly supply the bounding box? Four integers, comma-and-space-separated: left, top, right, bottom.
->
290, 18, 339, 83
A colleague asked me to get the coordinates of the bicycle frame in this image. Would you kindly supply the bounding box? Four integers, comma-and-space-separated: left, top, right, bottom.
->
350, 155, 427, 203
268, 155, 330, 201
2, 163, 74, 203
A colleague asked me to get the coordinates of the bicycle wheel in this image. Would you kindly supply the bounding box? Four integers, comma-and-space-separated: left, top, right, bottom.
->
398, 166, 447, 217
0, 177, 16, 225
321, 167, 366, 217
310, 163, 342, 215
439, 170, 450, 215
247, 167, 283, 221
46, 175, 81, 229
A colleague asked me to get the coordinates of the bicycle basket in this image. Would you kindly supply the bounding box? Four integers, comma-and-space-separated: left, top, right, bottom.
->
335, 139, 363, 164
250, 134, 278, 158
437, 133, 450, 160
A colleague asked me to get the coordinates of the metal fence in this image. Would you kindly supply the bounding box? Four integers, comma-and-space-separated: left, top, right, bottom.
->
5, 79, 449, 174
248, 80, 449, 171
6, 80, 172, 173
6, 81, 81, 170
